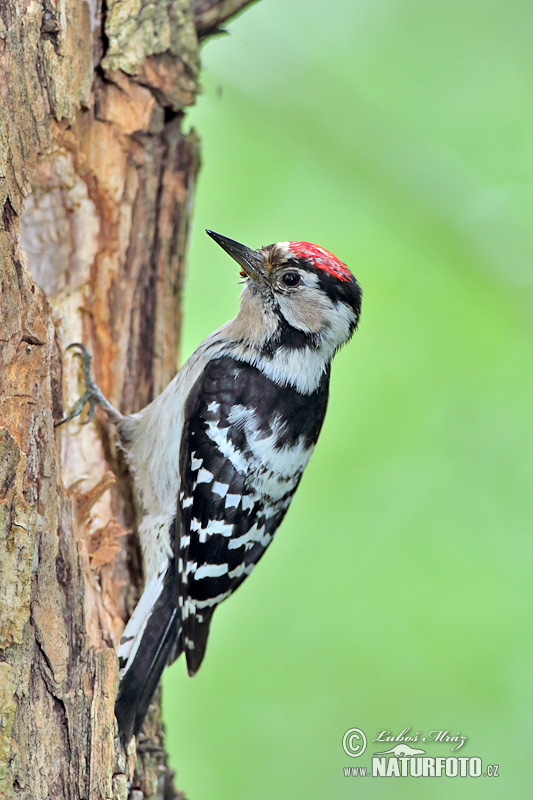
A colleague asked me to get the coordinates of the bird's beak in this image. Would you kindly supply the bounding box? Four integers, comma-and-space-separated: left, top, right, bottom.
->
206, 230, 265, 282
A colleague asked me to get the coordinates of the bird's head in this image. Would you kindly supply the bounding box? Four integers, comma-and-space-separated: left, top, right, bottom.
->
207, 230, 362, 361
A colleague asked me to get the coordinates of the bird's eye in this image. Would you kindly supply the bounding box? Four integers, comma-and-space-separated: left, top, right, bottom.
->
281, 271, 301, 288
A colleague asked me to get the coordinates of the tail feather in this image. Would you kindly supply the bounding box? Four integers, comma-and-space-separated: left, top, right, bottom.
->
115, 562, 181, 743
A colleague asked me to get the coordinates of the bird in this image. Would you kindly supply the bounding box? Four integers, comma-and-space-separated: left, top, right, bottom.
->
57, 230, 362, 743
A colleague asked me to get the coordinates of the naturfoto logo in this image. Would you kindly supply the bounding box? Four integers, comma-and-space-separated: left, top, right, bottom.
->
342, 726, 500, 779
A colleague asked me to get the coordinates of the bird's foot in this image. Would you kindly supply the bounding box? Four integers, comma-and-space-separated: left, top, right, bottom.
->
55, 343, 121, 428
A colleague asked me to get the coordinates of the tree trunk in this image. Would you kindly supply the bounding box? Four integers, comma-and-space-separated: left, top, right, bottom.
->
0, 2, 256, 797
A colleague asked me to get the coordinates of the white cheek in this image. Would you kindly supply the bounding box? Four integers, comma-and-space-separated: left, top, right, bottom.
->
276, 288, 332, 333
252, 299, 356, 392
325, 301, 356, 348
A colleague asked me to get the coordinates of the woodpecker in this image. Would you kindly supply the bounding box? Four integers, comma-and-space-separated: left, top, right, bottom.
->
57, 230, 362, 743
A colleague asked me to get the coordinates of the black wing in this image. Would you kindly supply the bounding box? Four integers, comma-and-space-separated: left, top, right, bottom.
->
176, 355, 329, 675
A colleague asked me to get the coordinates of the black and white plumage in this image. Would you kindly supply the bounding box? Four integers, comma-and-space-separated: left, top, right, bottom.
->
59, 231, 362, 743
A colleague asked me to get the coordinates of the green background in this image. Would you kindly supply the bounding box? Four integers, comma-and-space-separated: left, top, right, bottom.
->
163, 1, 533, 797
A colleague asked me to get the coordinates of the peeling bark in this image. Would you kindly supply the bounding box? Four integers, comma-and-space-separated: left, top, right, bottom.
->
0, 1, 256, 797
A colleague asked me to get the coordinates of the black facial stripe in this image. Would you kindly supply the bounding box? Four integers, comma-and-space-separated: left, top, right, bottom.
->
260, 309, 322, 355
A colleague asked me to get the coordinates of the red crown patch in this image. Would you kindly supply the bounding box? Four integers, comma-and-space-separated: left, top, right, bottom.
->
288, 242, 352, 282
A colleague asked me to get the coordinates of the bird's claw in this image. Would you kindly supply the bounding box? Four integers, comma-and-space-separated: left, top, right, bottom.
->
55, 343, 101, 428
55, 389, 96, 427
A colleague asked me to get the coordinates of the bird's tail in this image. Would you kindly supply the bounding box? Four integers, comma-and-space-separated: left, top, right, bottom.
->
115, 561, 181, 743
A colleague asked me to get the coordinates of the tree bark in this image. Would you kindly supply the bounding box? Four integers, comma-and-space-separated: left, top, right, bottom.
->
0, 1, 256, 797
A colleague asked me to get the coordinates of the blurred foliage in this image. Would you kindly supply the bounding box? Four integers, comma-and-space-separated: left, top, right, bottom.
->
163, 1, 533, 797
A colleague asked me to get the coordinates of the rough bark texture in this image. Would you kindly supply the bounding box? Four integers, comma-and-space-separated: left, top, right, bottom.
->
0, 1, 256, 797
